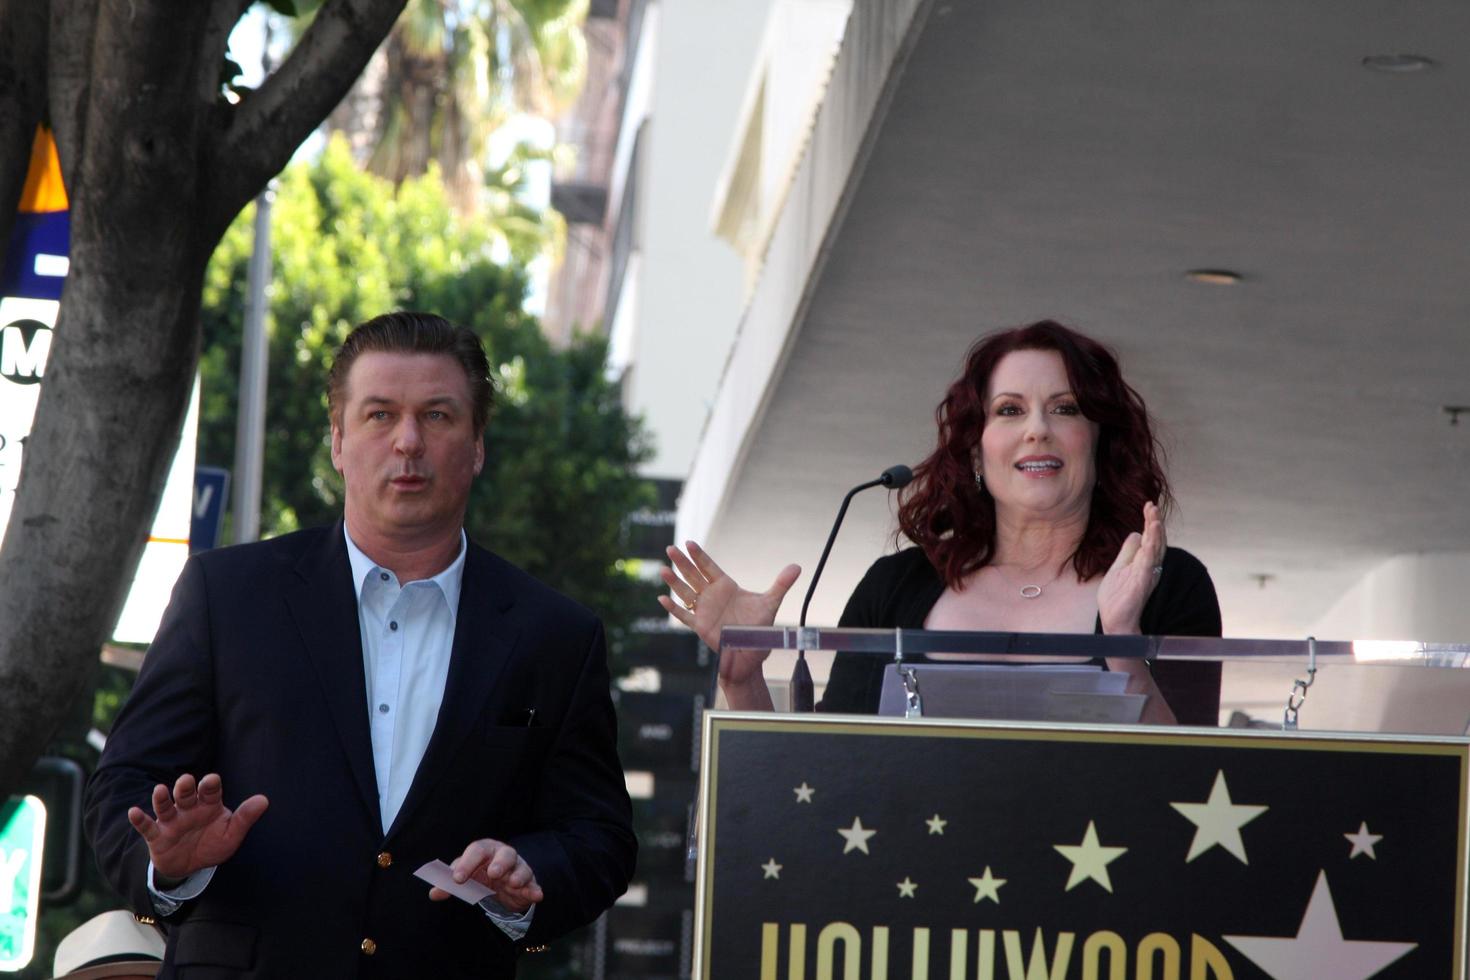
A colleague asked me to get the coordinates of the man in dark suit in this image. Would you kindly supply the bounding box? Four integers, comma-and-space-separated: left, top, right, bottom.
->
85, 312, 636, 977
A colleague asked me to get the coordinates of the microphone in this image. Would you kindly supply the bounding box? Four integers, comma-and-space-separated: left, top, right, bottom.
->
790, 464, 914, 711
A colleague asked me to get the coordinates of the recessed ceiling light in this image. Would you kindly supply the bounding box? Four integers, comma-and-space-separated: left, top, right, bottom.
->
1184, 269, 1243, 286
1361, 54, 1436, 73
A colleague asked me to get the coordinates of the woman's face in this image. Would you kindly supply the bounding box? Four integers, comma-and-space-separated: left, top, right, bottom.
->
978, 349, 1099, 524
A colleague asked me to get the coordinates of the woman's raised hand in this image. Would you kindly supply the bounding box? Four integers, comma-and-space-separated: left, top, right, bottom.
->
1097, 501, 1166, 636
658, 541, 800, 699
1096, 502, 1177, 724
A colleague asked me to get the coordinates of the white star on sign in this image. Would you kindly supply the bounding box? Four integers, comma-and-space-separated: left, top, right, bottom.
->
1053, 821, 1127, 893
926, 813, 947, 835
1169, 769, 1268, 863
761, 858, 782, 880
793, 782, 815, 803
967, 867, 1005, 904
896, 877, 917, 898
1223, 871, 1416, 980
1344, 822, 1382, 860
838, 817, 877, 855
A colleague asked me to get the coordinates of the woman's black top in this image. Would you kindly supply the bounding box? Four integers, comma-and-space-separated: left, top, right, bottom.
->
816, 546, 1224, 725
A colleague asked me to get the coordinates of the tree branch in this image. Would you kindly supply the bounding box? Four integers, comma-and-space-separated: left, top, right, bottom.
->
0, 0, 49, 251
207, 0, 407, 229
199, 0, 258, 106
46, 0, 98, 189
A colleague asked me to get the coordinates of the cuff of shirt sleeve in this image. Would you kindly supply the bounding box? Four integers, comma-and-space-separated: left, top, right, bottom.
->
147, 861, 216, 915
478, 895, 534, 941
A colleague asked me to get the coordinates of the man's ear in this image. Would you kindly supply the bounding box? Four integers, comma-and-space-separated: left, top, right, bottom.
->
330, 421, 345, 474
473, 434, 485, 476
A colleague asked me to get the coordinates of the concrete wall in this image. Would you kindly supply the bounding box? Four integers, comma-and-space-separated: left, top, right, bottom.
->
1311, 553, 1470, 643
622, 0, 775, 480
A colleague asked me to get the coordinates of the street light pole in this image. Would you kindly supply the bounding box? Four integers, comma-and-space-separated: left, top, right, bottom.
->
232, 16, 274, 544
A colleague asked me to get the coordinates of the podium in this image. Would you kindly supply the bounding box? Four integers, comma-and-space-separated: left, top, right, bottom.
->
690, 629, 1470, 979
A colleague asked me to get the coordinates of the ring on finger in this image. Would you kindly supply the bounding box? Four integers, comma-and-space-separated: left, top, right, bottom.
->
681, 595, 699, 613
1151, 565, 1164, 576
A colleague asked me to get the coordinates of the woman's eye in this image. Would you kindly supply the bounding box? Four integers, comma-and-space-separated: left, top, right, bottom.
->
995, 403, 1022, 416
1053, 403, 1080, 415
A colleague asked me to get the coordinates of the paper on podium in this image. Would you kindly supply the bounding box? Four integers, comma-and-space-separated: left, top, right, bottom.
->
876, 662, 1147, 723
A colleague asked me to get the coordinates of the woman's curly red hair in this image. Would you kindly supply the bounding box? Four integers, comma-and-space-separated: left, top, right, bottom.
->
897, 321, 1171, 586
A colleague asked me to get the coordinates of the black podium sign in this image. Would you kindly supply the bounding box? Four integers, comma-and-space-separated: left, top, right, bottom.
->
694, 715, 1467, 979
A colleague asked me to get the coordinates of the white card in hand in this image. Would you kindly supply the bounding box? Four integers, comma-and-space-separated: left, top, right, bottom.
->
415, 860, 494, 904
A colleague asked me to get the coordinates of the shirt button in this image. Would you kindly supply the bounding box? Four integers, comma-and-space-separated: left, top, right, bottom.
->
379, 572, 389, 581
378, 703, 389, 714
376, 851, 393, 869
389, 621, 398, 631
361, 938, 377, 956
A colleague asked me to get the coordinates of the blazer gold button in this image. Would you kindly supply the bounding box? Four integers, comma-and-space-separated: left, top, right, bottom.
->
361, 938, 377, 955
376, 851, 392, 868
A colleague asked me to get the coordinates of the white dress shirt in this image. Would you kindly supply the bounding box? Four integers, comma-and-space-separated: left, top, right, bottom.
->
344, 525, 463, 832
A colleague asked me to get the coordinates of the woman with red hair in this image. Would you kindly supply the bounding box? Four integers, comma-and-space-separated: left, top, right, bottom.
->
660, 321, 1222, 724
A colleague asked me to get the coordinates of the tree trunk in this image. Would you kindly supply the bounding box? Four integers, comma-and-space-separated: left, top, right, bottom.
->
0, 0, 407, 803
0, 0, 219, 802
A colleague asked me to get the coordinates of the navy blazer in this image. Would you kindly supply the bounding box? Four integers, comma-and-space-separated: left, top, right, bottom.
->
85, 524, 636, 978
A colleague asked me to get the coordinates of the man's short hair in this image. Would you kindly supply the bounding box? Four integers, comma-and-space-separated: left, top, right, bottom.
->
328, 312, 495, 433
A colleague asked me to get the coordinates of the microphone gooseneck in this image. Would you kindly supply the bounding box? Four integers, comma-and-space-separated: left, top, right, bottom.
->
790, 464, 914, 711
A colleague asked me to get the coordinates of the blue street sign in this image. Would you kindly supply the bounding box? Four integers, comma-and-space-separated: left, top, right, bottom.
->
191, 466, 231, 553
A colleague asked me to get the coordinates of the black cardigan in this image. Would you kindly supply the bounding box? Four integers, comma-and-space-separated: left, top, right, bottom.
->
817, 546, 1224, 725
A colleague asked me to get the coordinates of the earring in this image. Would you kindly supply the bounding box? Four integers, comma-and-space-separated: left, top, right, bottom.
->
973, 469, 984, 491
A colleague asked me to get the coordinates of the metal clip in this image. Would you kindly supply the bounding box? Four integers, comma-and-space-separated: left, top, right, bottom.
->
901, 666, 923, 718
1283, 635, 1318, 731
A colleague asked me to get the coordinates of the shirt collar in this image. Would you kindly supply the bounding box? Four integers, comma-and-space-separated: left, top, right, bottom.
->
342, 524, 467, 617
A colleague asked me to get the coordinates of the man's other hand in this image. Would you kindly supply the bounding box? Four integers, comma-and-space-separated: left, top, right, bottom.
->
127, 772, 269, 882
430, 838, 544, 913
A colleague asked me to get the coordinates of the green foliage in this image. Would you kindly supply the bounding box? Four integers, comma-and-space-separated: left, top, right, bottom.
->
355, 0, 586, 193
484, 140, 565, 268
464, 320, 655, 632
199, 135, 654, 629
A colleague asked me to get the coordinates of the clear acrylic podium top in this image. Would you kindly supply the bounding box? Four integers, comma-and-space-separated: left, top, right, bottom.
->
714, 627, 1470, 736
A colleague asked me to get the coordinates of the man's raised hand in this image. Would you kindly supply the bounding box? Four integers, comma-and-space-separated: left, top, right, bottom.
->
127, 773, 269, 882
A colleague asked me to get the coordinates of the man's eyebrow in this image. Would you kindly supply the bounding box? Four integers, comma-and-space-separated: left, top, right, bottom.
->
357, 394, 463, 406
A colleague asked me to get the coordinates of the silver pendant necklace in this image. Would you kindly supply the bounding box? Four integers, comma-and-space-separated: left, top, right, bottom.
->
989, 562, 1065, 599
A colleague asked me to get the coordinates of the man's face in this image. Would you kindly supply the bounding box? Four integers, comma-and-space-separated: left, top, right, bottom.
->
331, 351, 484, 545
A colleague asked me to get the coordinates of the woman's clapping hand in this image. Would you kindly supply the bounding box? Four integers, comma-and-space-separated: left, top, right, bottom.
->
1097, 500, 1166, 635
